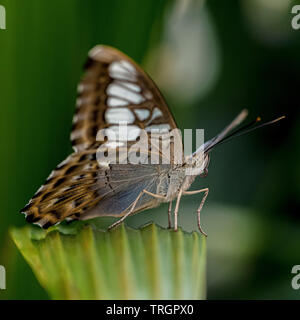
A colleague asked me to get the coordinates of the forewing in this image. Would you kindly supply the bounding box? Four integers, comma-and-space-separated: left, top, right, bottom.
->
72, 45, 183, 164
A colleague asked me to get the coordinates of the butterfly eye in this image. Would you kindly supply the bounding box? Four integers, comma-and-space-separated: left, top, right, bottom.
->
200, 168, 208, 178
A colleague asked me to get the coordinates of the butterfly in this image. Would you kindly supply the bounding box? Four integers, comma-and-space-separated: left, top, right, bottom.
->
20, 45, 285, 235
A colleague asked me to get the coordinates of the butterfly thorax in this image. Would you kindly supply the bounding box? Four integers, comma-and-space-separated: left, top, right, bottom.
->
156, 165, 197, 202
159, 152, 210, 201
155, 166, 184, 201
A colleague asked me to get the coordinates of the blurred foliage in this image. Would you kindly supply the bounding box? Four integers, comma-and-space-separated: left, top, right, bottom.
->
11, 223, 206, 299
0, 0, 299, 299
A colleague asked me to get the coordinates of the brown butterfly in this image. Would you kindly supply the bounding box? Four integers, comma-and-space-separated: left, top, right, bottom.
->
21, 45, 284, 235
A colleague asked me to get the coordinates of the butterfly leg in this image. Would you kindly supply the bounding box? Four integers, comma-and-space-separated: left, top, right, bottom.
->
144, 190, 172, 229
108, 189, 166, 230
174, 189, 183, 232
183, 188, 209, 237
168, 201, 172, 229
108, 190, 145, 230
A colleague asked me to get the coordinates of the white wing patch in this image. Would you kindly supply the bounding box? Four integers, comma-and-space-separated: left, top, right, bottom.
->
77, 83, 95, 94
149, 107, 163, 123
105, 125, 141, 141
104, 141, 125, 148
146, 124, 171, 133
119, 60, 137, 74
107, 60, 144, 107
135, 109, 150, 121
72, 112, 86, 123
120, 82, 141, 92
88, 45, 105, 58
71, 129, 83, 140
107, 97, 129, 107
108, 61, 137, 82
105, 108, 135, 124
107, 83, 145, 104
105, 60, 170, 148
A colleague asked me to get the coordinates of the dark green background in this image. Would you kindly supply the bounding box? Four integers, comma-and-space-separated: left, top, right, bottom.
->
0, 0, 299, 299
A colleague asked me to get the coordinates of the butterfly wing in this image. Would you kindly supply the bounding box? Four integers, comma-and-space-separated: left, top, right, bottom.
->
22, 150, 164, 228
22, 150, 100, 228
72, 45, 181, 153
21, 45, 180, 228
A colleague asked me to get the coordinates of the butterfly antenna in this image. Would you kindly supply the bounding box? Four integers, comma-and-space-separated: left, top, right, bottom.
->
206, 115, 285, 151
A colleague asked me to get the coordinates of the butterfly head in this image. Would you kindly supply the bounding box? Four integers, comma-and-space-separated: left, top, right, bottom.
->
185, 151, 210, 177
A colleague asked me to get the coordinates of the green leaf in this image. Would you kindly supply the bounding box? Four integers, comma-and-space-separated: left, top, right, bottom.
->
10, 223, 206, 299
